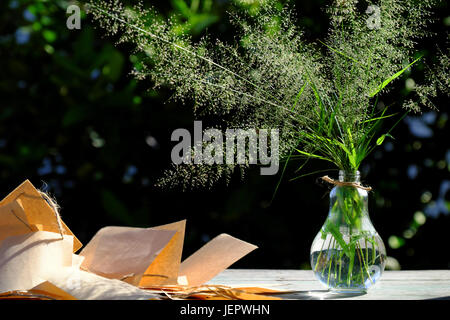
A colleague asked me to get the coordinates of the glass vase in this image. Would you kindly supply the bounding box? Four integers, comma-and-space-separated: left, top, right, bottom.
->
310, 170, 386, 293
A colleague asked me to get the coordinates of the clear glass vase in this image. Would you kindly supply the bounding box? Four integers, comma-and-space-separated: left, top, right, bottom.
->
310, 170, 386, 293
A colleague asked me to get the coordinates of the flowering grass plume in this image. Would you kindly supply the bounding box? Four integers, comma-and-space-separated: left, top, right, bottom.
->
87, 0, 448, 189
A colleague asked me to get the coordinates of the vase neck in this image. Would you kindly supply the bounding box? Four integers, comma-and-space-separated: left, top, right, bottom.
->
328, 174, 374, 232
338, 170, 360, 183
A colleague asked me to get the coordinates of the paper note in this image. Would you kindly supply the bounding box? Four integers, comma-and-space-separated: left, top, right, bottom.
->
139, 220, 186, 287
0, 199, 35, 245
178, 233, 258, 286
46, 268, 160, 300
0, 231, 73, 293
30, 281, 77, 300
0, 180, 263, 299
79, 226, 176, 282
0, 180, 82, 252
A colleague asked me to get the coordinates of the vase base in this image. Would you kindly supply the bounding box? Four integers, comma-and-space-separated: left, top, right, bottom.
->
329, 288, 367, 295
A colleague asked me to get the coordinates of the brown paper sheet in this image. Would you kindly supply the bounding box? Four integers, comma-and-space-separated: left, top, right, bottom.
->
0, 180, 82, 252
79, 226, 176, 282
0, 199, 35, 244
141, 285, 286, 300
139, 220, 186, 287
0, 181, 264, 299
30, 281, 77, 300
178, 233, 258, 286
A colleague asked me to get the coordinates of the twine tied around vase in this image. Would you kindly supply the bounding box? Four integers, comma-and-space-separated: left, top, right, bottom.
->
320, 175, 373, 191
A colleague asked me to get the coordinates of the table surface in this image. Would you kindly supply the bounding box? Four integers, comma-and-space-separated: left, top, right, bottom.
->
208, 269, 450, 300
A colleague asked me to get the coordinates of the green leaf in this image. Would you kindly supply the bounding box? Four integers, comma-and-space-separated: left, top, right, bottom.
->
190, 0, 200, 12
171, 0, 191, 17
318, 40, 361, 65
376, 135, 385, 145
369, 56, 423, 98
306, 77, 326, 131
272, 145, 298, 202
345, 128, 357, 169
376, 133, 394, 146
363, 112, 398, 123
295, 149, 333, 162
291, 81, 308, 111
189, 14, 219, 34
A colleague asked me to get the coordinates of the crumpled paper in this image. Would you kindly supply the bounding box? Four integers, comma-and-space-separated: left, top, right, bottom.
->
0, 231, 73, 293
0, 180, 274, 300
0, 180, 82, 251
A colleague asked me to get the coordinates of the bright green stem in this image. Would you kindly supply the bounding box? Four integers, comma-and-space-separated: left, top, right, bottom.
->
314, 233, 327, 272
327, 238, 336, 286
372, 236, 376, 265
347, 242, 356, 286
356, 242, 375, 285
334, 242, 338, 280
358, 242, 374, 284
327, 251, 334, 286
365, 238, 369, 266
322, 236, 334, 276
326, 221, 350, 257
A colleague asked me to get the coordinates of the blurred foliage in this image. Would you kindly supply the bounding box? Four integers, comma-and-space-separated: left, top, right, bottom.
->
0, 0, 448, 270
169, 0, 220, 35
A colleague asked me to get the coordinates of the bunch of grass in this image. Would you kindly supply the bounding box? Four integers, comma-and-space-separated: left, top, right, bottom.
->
87, 0, 448, 189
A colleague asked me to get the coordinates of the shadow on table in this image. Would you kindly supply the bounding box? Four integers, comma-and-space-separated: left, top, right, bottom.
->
277, 290, 366, 300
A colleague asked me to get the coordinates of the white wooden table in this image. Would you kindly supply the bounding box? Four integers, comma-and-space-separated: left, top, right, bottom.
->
209, 269, 450, 300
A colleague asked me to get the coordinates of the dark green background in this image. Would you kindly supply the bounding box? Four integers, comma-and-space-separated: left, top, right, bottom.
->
0, 0, 448, 270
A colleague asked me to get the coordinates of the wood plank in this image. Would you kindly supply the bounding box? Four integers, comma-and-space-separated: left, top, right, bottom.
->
208, 270, 450, 300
